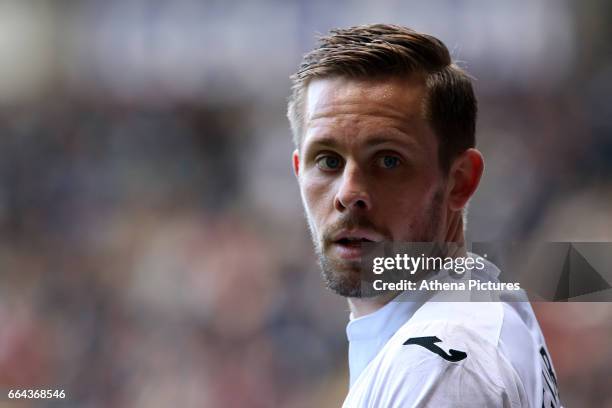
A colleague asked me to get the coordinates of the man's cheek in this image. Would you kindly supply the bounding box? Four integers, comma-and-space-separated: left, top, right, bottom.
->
303, 178, 334, 212
387, 209, 420, 240
392, 190, 429, 216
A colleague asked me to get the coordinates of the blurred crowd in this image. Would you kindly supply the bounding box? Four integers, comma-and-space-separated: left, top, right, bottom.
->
0, 1, 611, 407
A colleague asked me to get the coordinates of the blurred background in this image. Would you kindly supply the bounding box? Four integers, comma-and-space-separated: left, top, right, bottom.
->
0, 0, 610, 407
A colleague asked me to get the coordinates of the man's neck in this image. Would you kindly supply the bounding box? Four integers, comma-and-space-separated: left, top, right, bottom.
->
347, 290, 401, 319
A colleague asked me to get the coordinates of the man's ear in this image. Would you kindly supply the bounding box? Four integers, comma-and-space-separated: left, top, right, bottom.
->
447, 148, 484, 211
292, 149, 300, 178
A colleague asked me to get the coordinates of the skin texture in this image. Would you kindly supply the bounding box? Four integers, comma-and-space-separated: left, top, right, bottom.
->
292, 76, 484, 317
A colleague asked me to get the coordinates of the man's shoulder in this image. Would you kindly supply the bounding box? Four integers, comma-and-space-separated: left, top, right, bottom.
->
407, 301, 505, 346
393, 301, 542, 381
387, 314, 512, 378
345, 316, 526, 407
344, 302, 533, 407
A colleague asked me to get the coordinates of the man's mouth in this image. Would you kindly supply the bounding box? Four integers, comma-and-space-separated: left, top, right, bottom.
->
335, 237, 374, 247
329, 229, 383, 260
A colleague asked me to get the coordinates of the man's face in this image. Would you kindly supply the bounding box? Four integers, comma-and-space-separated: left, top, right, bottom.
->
293, 76, 449, 297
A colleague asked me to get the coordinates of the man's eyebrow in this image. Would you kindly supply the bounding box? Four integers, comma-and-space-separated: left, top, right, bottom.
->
302, 136, 341, 152
302, 133, 423, 157
362, 134, 421, 149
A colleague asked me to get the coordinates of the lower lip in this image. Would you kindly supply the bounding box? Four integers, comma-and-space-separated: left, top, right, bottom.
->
331, 242, 366, 260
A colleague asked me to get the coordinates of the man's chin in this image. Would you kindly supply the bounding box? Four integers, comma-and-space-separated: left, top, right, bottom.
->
319, 256, 381, 298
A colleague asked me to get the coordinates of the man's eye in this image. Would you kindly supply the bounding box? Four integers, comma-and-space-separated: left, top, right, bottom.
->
316, 155, 343, 171
377, 155, 401, 169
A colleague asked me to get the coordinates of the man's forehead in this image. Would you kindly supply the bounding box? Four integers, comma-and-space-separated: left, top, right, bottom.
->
300, 75, 439, 159
304, 76, 427, 124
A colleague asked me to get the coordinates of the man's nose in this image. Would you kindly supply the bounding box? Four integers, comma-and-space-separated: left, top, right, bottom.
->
334, 163, 372, 212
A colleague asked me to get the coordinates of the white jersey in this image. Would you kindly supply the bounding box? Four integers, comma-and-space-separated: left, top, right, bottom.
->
344, 257, 562, 408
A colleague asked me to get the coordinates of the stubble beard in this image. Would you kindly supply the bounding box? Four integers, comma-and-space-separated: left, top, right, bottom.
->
307, 189, 445, 298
